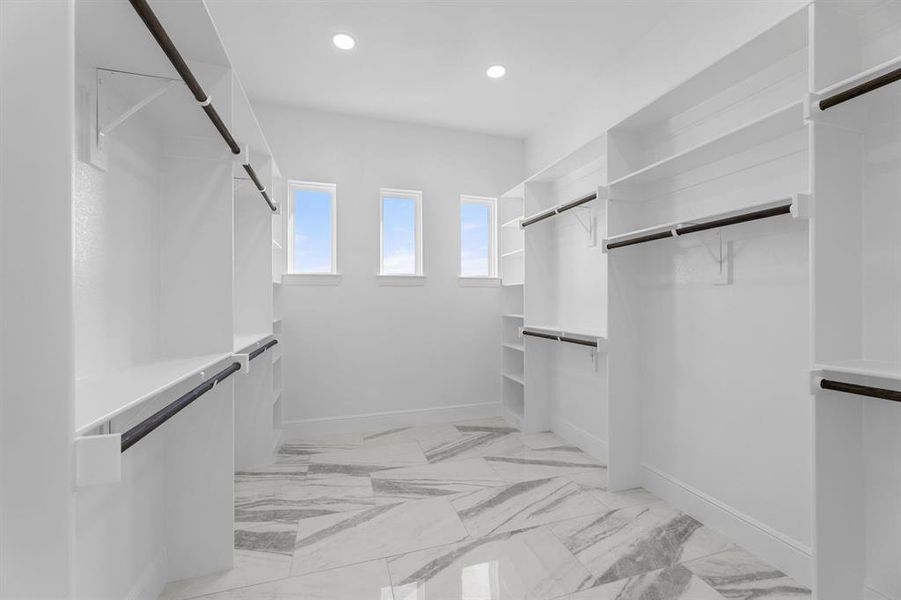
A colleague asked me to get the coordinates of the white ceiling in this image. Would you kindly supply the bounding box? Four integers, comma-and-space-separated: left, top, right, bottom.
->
205, 1, 686, 139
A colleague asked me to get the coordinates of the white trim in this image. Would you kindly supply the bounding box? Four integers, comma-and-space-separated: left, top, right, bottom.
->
458, 276, 501, 287
282, 272, 342, 286
641, 463, 813, 589
279, 402, 501, 439
124, 548, 167, 600
459, 194, 498, 278
287, 180, 338, 275
379, 187, 423, 276
376, 274, 426, 286
551, 416, 608, 463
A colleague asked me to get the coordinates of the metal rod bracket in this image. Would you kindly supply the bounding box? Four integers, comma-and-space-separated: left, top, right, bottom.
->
234, 353, 251, 374
790, 193, 813, 220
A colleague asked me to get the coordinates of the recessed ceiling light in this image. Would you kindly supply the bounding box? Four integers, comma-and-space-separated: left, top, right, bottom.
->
333, 33, 355, 50
486, 65, 506, 79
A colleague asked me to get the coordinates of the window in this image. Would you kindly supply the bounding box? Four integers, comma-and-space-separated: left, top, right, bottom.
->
460, 195, 496, 277
379, 188, 422, 276
288, 181, 336, 274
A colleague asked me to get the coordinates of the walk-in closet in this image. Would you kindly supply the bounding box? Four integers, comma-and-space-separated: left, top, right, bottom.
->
1, 1, 900, 599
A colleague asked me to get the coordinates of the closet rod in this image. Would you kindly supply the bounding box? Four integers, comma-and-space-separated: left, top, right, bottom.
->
606, 203, 792, 250
820, 379, 901, 404
127, 0, 277, 212
521, 192, 597, 228
120, 339, 279, 452
819, 65, 901, 111
522, 329, 598, 348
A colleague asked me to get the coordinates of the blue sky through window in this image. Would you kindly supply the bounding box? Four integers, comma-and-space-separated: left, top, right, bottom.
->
460, 201, 490, 276
382, 196, 417, 274
293, 187, 333, 273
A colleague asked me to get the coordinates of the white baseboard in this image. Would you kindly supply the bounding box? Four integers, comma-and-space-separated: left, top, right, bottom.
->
125, 547, 167, 600
280, 402, 501, 440
552, 416, 608, 463
641, 463, 813, 590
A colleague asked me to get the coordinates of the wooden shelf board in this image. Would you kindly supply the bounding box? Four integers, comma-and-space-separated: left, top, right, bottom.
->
75, 352, 234, 435
609, 101, 804, 187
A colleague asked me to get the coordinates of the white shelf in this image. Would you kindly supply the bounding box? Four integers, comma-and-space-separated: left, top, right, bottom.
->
816, 54, 901, 98
503, 372, 525, 385
815, 360, 901, 383
604, 196, 799, 246
503, 343, 525, 352
502, 248, 524, 259
524, 323, 606, 341
272, 389, 282, 406
502, 281, 524, 288
75, 353, 233, 435
501, 216, 524, 229
609, 101, 804, 187
503, 313, 525, 319
501, 134, 606, 199
234, 332, 273, 353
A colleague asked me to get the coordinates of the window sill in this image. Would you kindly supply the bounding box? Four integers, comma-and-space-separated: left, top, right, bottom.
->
282, 273, 342, 286
376, 274, 426, 286
458, 276, 501, 287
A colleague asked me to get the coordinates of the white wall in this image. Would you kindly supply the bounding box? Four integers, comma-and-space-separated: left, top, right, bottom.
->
0, 1, 75, 597
256, 105, 523, 434
524, 0, 807, 173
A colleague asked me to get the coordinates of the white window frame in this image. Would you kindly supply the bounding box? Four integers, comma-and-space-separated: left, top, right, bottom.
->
287, 180, 338, 275
379, 188, 423, 277
459, 195, 497, 278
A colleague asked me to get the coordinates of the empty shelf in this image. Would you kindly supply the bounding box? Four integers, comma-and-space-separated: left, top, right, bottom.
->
75, 353, 234, 434
815, 360, 901, 383
503, 372, 525, 385
234, 332, 274, 353
502, 313, 525, 319
503, 342, 525, 352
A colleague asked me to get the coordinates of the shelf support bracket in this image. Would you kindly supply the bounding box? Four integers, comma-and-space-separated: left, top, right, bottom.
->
233, 353, 251, 374
95, 68, 179, 148
75, 434, 122, 487
568, 208, 597, 247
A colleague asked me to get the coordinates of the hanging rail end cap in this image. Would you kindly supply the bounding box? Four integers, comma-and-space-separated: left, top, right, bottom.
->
234, 353, 251, 374
791, 193, 813, 220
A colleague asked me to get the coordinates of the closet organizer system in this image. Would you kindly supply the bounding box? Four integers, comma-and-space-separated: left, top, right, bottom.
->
72, 0, 287, 596
499, 2, 901, 598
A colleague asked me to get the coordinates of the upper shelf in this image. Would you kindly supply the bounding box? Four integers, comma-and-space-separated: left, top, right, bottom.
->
501, 134, 606, 199
609, 101, 804, 188
815, 360, 901, 383
234, 332, 275, 353
75, 352, 233, 435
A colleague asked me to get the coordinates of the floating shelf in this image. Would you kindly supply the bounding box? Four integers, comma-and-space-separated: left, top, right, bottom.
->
503, 372, 525, 385
75, 353, 233, 435
814, 360, 901, 383
609, 101, 804, 187
503, 342, 525, 353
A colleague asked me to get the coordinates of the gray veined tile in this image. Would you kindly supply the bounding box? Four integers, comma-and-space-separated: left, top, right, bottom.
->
453, 416, 519, 433
190, 559, 396, 600
685, 547, 811, 599
159, 550, 292, 600
565, 472, 660, 510
452, 476, 609, 537
371, 458, 507, 502
520, 432, 568, 450
277, 433, 363, 461
291, 497, 469, 576
388, 526, 593, 600
261, 472, 376, 519
567, 564, 724, 600
550, 503, 733, 586
362, 423, 464, 449
310, 441, 427, 471
485, 444, 606, 483
235, 462, 308, 497
234, 520, 298, 556
423, 430, 523, 464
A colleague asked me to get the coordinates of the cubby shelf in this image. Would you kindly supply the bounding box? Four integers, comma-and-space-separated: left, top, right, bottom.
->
609, 101, 804, 187
502, 372, 525, 385
502, 313, 525, 319
503, 342, 525, 352
75, 353, 233, 435
502, 281, 524, 288
501, 248, 524, 259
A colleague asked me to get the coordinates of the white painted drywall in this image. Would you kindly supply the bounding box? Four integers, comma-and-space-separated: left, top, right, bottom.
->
0, 1, 75, 597
524, 0, 807, 173
256, 105, 523, 434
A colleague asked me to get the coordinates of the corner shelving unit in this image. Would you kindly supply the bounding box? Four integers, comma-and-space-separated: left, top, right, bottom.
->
499, 190, 525, 428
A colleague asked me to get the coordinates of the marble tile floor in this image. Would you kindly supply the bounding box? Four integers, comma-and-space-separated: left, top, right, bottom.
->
160, 418, 810, 600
